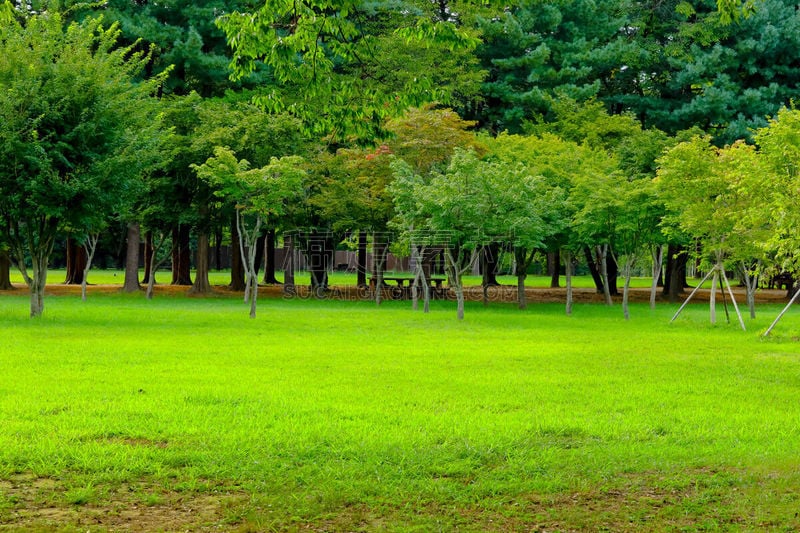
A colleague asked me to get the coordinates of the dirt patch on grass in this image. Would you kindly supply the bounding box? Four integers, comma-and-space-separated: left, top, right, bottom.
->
0, 474, 247, 532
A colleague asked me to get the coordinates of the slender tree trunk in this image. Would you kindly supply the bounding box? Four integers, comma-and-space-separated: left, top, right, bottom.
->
738, 261, 759, 320
357, 230, 368, 287
80, 234, 99, 301
564, 249, 573, 316
373, 236, 388, 305
30, 249, 48, 318
146, 231, 170, 300
229, 218, 246, 291
606, 250, 619, 296
263, 229, 280, 284
189, 232, 211, 294
597, 244, 613, 306
622, 256, 635, 321
123, 222, 141, 293
141, 231, 153, 285
548, 250, 560, 288
64, 237, 87, 285
650, 245, 664, 310
283, 233, 295, 296
584, 246, 604, 293
0, 251, 13, 290
171, 224, 192, 286
515, 248, 529, 310
254, 229, 266, 277
710, 268, 718, 324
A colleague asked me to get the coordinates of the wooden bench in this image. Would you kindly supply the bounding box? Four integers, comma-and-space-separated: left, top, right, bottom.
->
369, 276, 446, 299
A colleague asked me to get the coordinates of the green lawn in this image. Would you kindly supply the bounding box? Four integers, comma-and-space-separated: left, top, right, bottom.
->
1, 293, 799, 530
11, 268, 658, 289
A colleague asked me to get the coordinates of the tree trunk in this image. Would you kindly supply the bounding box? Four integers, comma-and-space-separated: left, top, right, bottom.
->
308, 232, 331, 296
650, 245, 664, 310
357, 230, 368, 287
64, 237, 87, 285
515, 248, 530, 310
606, 250, 619, 296
373, 236, 388, 305
229, 219, 246, 291
481, 243, 501, 286
283, 233, 296, 296
710, 269, 718, 324
80, 234, 99, 302
584, 246, 604, 293
254, 229, 266, 277
190, 232, 212, 294
622, 256, 635, 321
141, 231, 153, 285
171, 224, 192, 286
263, 229, 280, 284
597, 244, 613, 306
0, 251, 13, 290
30, 249, 48, 317
664, 244, 688, 302
564, 249, 573, 316
123, 222, 141, 293
548, 250, 560, 288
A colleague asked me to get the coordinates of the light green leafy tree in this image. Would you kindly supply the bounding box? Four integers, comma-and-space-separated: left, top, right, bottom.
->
391, 149, 528, 320
656, 136, 750, 328
194, 147, 304, 318
753, 107, 800, 334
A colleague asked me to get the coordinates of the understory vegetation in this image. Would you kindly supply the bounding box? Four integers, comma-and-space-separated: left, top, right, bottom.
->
1, 295, 799, 530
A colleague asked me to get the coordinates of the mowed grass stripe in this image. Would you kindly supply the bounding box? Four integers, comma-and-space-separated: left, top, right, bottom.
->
0, 294, 799, 529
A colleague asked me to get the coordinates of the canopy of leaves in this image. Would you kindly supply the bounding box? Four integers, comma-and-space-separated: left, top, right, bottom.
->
0, 13, 163, 238
217, 0, 482, 143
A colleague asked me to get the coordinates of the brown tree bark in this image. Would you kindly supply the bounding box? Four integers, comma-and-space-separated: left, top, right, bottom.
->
548, 250, 560, 288
254, 230, 266, 277
171, 224, 192, 285
263, 229, 280, 284
189, 232, 211, 294
481, 243, 501, 287
357, 230, 367, 287
64, 237, 87, 285
141, 231, 153, 285
229, 219, 246, 291
584, 246, 604, 293
0, 251, 13, 290
122, 222, 141, 292
663, 244, 688, 303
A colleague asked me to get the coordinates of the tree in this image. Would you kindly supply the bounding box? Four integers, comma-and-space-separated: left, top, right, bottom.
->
391, 149, 516, 320
657, 136, 748, 329
753, 107, 800, 335
194, 147, 304, 318
0, 13, 162, 316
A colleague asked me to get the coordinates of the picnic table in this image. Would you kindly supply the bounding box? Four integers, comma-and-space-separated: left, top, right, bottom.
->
369, 276, 447, 299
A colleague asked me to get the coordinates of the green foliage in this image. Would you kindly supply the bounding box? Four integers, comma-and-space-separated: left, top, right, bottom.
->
0, 11, 163, 314
217, 0, 482, 142
754, 107, 800, 273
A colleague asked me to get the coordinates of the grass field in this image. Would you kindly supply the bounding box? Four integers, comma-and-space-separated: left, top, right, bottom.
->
9, 268, 660, 289
1, 291, 800, 531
